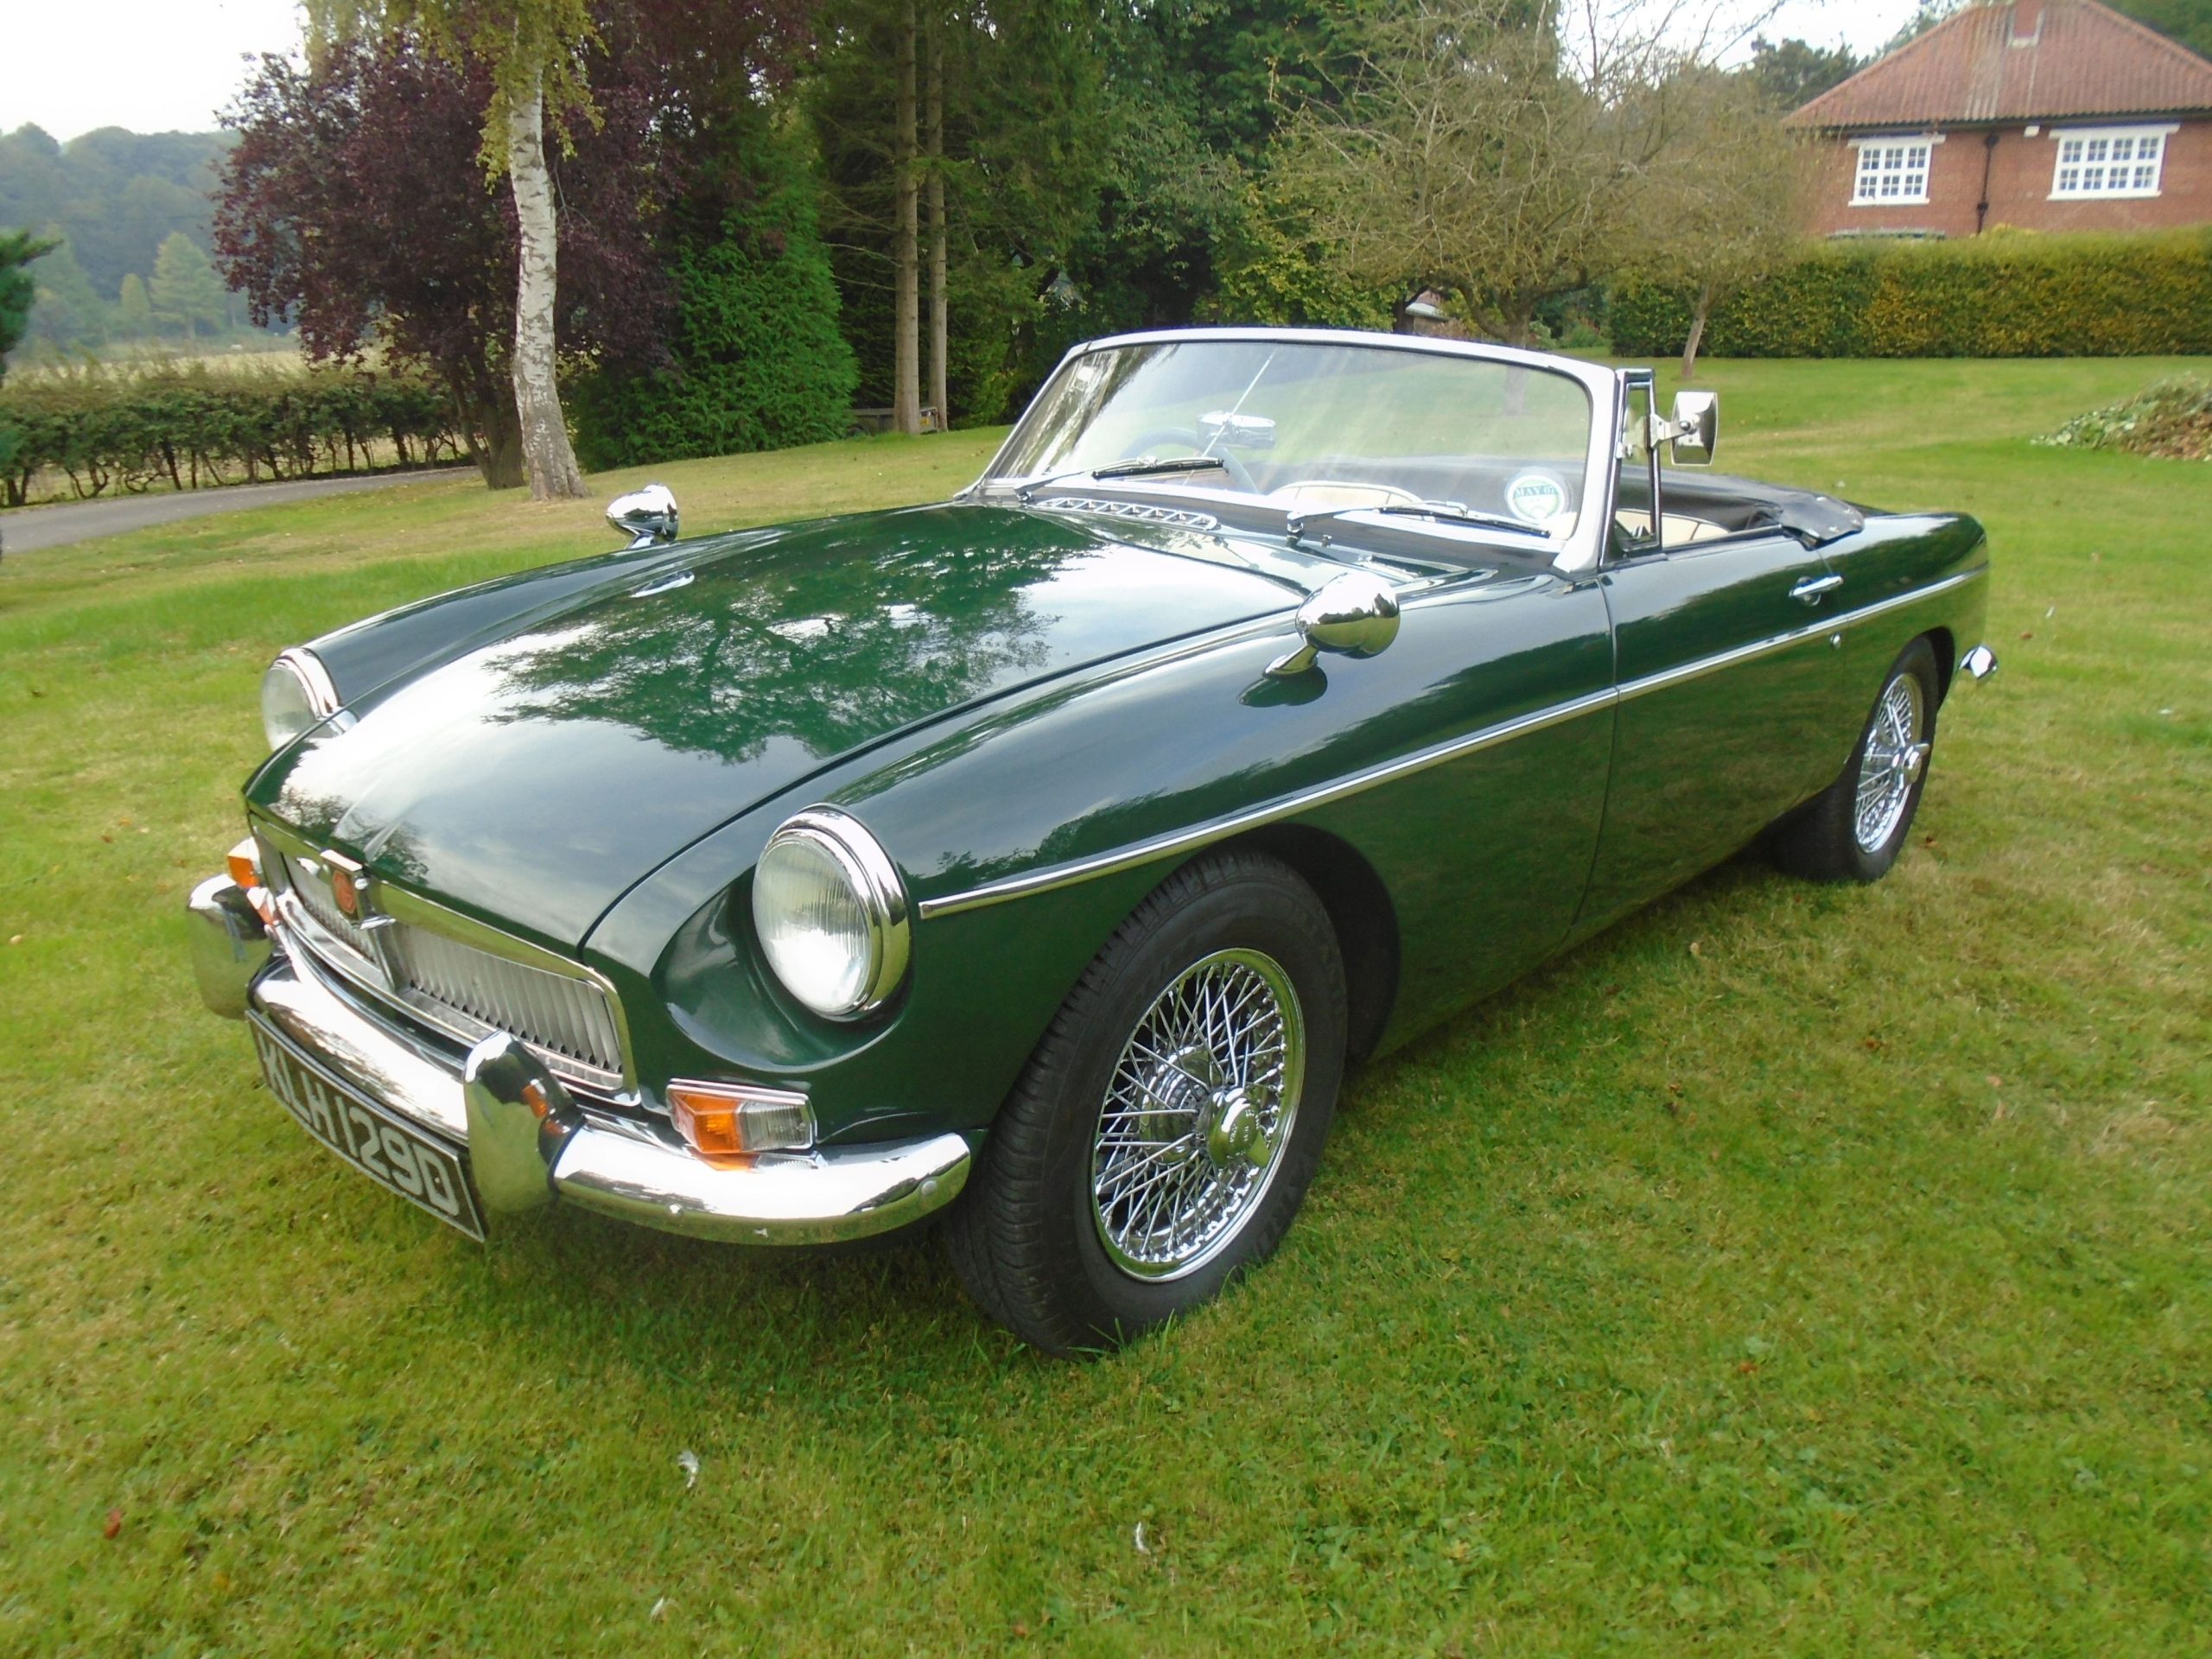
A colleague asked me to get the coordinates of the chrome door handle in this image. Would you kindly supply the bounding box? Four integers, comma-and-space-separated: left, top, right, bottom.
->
1789, 575, 1843, 604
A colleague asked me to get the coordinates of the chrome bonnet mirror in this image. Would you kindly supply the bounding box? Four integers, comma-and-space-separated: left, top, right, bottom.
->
607, 483, 679, 549
1662, 391, 1718, 466
1266, 570, 1401, 678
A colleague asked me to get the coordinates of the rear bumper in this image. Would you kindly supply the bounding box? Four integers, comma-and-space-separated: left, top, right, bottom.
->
188, 875, 970, 1245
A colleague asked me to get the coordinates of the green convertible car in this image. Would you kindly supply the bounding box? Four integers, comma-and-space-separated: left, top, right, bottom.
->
189, 328, 1997, 1351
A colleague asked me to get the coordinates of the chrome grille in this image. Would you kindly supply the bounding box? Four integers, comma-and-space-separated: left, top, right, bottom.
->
265, 842, 627, 1093
388, 925, 625, 1080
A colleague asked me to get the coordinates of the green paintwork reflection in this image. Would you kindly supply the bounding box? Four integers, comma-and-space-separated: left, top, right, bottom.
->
246, 505, 1309, 948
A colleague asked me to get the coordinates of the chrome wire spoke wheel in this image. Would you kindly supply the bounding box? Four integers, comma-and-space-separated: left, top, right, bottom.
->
1853, 671, 1929, 854
1090, 947, 1306, 1281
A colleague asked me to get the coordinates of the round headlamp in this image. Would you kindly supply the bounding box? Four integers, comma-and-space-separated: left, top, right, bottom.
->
259, 648, 341, 751
752, 809, 911, 1020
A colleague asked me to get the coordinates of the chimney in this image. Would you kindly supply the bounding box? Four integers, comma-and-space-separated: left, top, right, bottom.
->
2011, 0, 2044, 44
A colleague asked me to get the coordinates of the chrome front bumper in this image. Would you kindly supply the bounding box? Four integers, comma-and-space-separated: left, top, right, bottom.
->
187, 875, 970, 1245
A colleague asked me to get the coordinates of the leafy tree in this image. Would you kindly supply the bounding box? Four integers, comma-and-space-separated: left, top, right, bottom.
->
219, 38, 645, 486
573, 140, 859, 467
1883, 0, 1965, 54
1277, 0, 1726, 345
150, 231, 229, 340
1623, 73, 1812, 378
304, 0, 606, 499
2107, 0, 2212, 56
0, 227, 57, 481
116, 273, 155, 340
24, 235, 111, 350
810, 0, 1109, 427
1742, 35, 1862, 108
2, 229, 57, 371
0, 124, 235, 304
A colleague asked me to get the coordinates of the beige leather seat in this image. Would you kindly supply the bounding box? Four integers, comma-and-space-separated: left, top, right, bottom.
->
1613, 509, 1732, 545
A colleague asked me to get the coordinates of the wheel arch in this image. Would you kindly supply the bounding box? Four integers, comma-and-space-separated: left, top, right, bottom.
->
1211, 823, 1399, 1064
1923, 625, 1957, 703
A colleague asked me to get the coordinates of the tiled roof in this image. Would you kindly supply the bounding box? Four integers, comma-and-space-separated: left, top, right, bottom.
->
1787, 0, 2212, 129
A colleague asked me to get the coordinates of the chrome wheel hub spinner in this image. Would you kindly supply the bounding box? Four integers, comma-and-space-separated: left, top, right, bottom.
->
1090, 949, 1306, 1281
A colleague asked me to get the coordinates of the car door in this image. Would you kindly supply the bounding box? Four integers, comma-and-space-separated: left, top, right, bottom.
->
1573, 525, 1847, 938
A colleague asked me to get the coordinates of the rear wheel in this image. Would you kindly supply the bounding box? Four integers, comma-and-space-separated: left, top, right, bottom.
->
946, 850, 1347, 1353
1772, 638, 1941, 882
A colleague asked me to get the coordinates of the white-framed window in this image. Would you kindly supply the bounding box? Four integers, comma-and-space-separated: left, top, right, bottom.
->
1851, 134, 1941, 206
2050, 124, 2175, 199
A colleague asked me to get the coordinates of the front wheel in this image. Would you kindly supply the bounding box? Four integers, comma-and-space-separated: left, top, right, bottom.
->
1772, 637, 1941, 882
946, 850, 1347, 1353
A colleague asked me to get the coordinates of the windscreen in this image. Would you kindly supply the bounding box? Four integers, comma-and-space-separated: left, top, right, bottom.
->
988, 338, 1596, 541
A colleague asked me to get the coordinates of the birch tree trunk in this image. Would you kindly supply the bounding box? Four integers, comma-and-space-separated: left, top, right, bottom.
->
892, 0, 922, 436
506, 64, 587, 499
925, 11, 948, 434
1680, 283, 1715, 383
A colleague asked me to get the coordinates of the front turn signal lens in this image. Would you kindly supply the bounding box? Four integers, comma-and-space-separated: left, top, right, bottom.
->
226, 836, 262, 893
669, 1081, 815, 1159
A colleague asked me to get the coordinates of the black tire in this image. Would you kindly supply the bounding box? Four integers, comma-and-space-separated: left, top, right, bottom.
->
946, 849, 1348, 1354
1772, 637, 1942, 882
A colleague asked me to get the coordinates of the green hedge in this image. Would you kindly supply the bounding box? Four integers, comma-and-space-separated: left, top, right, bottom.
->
1611, 230, 2212, 359
0, 363, 465, 506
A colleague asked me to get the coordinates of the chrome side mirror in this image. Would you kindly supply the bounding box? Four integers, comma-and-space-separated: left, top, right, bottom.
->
1658, 391, 1719, 466
1266, 570, 1401, 678
607, 484, 679, 549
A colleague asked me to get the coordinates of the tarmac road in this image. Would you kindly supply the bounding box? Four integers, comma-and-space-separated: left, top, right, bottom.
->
1, 468, 473, 556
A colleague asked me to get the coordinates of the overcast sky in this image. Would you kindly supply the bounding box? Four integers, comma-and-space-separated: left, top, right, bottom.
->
3, 0, 1911, 144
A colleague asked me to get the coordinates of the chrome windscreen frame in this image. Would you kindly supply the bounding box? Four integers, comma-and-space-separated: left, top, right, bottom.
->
249, 813, 639, 1103
970, 326, 1627, 576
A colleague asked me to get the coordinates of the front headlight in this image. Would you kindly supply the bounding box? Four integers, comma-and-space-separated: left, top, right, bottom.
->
752, 808, 911, 1020
259, 648, 340, 750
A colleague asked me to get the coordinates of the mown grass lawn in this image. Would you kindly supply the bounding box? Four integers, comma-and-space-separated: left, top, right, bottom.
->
1, 358, 2206, 1656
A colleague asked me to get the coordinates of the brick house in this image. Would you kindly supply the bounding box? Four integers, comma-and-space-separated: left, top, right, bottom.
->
1786, 0, 2212, 237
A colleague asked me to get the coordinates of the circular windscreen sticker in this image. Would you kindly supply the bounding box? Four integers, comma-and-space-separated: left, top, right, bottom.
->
1504, 470, 1570, 527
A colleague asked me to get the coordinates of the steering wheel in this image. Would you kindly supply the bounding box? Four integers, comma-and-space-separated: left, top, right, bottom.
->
1118, 426, 1260, 496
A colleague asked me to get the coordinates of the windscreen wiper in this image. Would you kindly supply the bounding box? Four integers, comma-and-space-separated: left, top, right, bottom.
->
1093, 455, 1230, 480
1008, 454, 1229, 503
1287, 499, 1542, 546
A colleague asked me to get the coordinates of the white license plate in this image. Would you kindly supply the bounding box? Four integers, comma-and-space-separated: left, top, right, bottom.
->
250, 1018, 486, 1240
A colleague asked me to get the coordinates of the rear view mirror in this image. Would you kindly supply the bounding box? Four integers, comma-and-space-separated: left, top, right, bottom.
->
1198, 410, 1278, 450
1665, 391, 1718, 466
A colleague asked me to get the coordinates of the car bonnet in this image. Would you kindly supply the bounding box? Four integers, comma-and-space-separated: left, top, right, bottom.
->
245, 502, 1314, 949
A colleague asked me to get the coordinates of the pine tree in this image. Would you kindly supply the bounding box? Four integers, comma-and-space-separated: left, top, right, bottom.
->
149, 232, 227, 340
117, 272, 156, 339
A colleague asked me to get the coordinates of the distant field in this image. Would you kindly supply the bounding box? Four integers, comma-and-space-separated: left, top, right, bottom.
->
4, 340, 308, 381
0, 362, 2206, 1656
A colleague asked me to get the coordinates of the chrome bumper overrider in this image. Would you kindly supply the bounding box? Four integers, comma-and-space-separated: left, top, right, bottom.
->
187, 875, 970, 1244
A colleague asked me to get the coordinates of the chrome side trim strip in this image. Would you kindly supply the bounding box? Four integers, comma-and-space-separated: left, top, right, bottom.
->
916, 686, 1620, 918
914, 564, 1987, 921
1614, 566, 1986, 704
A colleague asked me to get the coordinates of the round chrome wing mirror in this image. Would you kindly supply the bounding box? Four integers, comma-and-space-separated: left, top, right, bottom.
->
1266, 570, 1401, 678
1666, 391, 1719, 467
607, 483, 679, 549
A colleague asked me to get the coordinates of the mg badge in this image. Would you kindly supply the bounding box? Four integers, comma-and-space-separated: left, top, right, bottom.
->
321, 849, 371, 921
